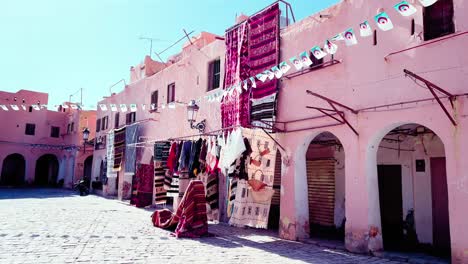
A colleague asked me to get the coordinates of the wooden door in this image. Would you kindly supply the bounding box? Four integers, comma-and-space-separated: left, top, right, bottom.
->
378, 165, 403, 250
307, 159, 335, 228
268, 150, 282, 229
430, 157, 451, 255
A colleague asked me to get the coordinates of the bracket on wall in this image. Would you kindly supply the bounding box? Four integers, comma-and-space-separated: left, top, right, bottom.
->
403, 69, 457, 126
306, 90, 359, 136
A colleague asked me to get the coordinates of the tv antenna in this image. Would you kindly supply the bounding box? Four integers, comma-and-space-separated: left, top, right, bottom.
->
139, 36, 168, 58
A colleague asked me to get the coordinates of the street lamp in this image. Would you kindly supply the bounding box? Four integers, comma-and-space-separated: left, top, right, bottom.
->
82, 127, 90, 153
186, 100, 206, 133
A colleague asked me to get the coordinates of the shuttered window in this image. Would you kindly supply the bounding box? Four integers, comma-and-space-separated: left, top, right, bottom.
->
424, 0, 454, 41
307, 159, 335, 227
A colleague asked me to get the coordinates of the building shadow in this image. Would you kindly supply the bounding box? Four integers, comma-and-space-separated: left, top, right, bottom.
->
0, 188, 79, 200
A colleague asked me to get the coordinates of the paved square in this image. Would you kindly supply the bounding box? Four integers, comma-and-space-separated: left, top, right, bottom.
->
0, 189, 406, 264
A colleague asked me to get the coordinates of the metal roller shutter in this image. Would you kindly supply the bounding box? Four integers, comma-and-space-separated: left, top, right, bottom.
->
307, 159, 335, 227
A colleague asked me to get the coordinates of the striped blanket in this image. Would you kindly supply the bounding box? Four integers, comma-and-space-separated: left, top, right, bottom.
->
153, 142, 171, 205
248, 3, 280, 130
130, 163, 154, 208
151, 180, 208, 238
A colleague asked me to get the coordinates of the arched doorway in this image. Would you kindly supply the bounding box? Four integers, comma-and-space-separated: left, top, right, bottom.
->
83, 155, 93, 182
306, 132, 345, 240
35, 154, 59, 186
268, 149, 282, 230
1, 154, 26, 186
374, 124, 450, 257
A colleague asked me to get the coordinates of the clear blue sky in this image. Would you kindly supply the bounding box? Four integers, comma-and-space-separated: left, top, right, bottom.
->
0, 0, 339, 109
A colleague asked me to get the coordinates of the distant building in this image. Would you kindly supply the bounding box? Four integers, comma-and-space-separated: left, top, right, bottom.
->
0, 89, 96, 188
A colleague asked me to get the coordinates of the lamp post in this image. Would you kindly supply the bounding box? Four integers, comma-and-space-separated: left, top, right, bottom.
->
82, 127, 90, 153
186, 100, 206, 133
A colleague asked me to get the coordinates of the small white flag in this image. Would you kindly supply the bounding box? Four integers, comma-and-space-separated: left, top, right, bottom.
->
120, 104, 128, 112
99, 104, 108, 111
0, 105, 8, 111
110, 104, 118, 112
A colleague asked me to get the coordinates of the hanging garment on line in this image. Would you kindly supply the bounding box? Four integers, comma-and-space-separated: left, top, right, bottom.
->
178, 141, 193, 171
198, 171, 219, 221
131, 163, 154, 208
188, 138, 203, 178
113, 127, 126, 171
165, 142, 178, 190
153, 141, 171, 205
124, 124, 139, 173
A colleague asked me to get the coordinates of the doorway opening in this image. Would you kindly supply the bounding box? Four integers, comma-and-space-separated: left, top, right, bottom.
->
35, 154, 59, 186
268, 149, 282, 230
376, 124, 450, 258
306, 132, 345, 241
1, 154, 26, 186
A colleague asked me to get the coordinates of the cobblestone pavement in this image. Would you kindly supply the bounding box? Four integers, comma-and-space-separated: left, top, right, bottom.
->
0, 189, 419, 264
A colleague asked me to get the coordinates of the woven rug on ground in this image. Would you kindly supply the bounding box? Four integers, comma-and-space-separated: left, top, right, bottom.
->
113, 127, 126, 171
151, 180, 209, 238
248, 3, 280, 129
221, 21, 251, 129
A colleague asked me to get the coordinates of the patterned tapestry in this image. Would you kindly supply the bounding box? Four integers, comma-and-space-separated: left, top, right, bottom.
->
229, 128, 277, 229
248, 3, 280, 129
113, 127, 126, 171
106, 130, 114, 177
153, 142, 171, 205
130, 163, 154, 208
221, 22, 251, 129
124, 124, 139, 173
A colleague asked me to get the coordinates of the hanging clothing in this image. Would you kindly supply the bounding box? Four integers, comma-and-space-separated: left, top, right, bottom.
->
188, 138, 203, 178
198, 171, 219, 221
165, 142, 178, 190
178, 141, 193, 171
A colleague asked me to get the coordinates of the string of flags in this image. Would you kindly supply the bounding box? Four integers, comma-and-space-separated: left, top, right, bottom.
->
0, 0, 437, 113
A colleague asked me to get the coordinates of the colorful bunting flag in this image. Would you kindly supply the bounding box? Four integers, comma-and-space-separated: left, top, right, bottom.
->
120, 104, 127, 112
256, 73, 268, 82
279, 61, 291, 74
359, 21, 373, 37
32, 105, 41, 111
394, 1, 417, 17
344, 28, 358, 46
70, 104, 78, 110
418, 0, 438, 7
311, 46, 327, 59
289, 56, 303, 70
110, 104, 117, 112
375, 12, 394, 31
141, 104, 146, 111
130, 104, 137, 112
62, 104, 69, 109
324, 39, 338, 55
11, 105, 19, 111
243, 79, 249, 90
250, 77, 257, 88
99, 104, 108, 111
299, 51, 313, 67
264, 70, 275, 80
168, 103, 176, 109
269, 66, 280, 79
0, 105, 8, 111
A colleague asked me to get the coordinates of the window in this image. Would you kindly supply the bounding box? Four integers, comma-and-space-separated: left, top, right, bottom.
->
70, 122, 75, 133
424, 0, 454, 41
151, 91, 158, 111
25, 123, 35, 135
208, 59, 221, 91
126, 112, 136, 125
167, 83, 175, 103
67, 124, 71, 134
114, 112, 120, 128
101, 116, 108, 131
96, 119, 101, 132
50, 126, 60, 138
28, 106, 33, 112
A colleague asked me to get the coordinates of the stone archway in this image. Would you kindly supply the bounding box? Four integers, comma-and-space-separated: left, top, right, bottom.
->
35, 154, 59, 186
1, 153, 26, 186
367, 123, 451, 258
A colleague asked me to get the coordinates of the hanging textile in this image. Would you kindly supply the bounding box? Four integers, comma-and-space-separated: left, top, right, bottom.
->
153, 142, 171, 205
124, 124, 139, 173
113, 127, 126, 171
106, 130, 115, 177
166, 141, 183, 200
228, 128, 277, 229
130, 163, 154, 208
248, 3, 280, 129
198, 171, 219, 221
188, 138, 203, 178
221, 21, 251, 129
151, 180, 209, 238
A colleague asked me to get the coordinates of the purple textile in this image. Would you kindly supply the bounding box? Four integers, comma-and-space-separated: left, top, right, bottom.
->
248, 3, 280, 100
221, 22, 251, 129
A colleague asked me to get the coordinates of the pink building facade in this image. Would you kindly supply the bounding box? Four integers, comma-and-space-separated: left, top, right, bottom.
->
92, 1, 467, 262
0, 89, 96, 189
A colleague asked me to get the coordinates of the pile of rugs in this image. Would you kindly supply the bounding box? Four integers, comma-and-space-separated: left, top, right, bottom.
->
151, 180, 209, 238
